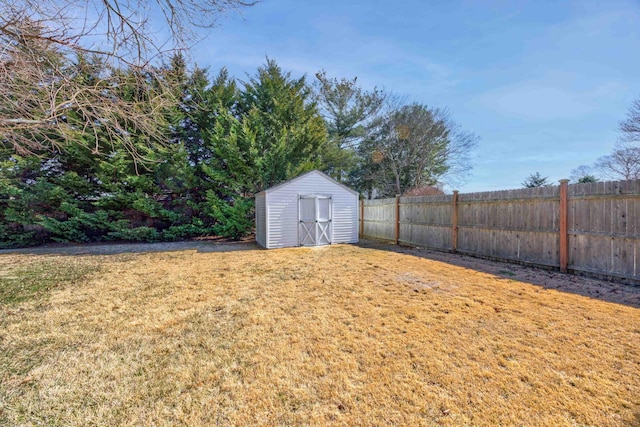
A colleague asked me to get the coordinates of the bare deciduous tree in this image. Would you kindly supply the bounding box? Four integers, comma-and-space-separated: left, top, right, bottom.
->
619, 95, 640, 144
594, 143, 640, 181
569, 165, 598, 183
0, 0, 255, 155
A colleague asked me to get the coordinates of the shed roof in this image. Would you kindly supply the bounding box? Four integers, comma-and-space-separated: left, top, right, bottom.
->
256, 170, 359, 196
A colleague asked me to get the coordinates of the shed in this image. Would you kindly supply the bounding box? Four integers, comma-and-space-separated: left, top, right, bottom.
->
255, 170, 360, 249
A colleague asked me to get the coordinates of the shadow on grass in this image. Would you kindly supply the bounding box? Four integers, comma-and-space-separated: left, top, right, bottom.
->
357, 239, 640, 309
0, 240, 260, 257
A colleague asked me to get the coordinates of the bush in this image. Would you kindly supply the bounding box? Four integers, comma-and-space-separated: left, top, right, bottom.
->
211, 196, 254, 240
162, 223, 214, 241
37, 204, 112, 243
107, 226, 159, 242
0, 224, 39, 249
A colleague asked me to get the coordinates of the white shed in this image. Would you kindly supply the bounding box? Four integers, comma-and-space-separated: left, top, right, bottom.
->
255, 170, 360, 249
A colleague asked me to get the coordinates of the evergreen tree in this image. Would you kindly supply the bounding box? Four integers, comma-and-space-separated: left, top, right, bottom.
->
314, 71, 385, 181
237, 59, 327, 191
522, 172, 552, 188
570, 165, 598, 183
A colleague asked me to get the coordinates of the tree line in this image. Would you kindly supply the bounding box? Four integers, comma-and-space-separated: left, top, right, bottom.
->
0, 50, 477, 247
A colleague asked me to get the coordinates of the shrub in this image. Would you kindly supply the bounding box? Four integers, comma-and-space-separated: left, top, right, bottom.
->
211, 196, 254, 240
37, 204, 112, 243
162, 223, 214, 241
107, 226, 159, 242
0, 224, 39, 249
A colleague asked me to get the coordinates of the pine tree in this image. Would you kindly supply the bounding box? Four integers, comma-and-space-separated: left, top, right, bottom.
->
237, 59, 327, 191
522, 172, 552, 188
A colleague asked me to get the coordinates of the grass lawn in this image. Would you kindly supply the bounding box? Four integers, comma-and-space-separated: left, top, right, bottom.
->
0, 244, 639, 426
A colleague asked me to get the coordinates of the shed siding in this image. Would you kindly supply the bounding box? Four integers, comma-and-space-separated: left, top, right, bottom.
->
255, 192, 266, 247
265, 172, 358, 249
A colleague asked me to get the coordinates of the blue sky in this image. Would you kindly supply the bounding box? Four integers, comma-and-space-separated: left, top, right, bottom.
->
190, 0, 640, 193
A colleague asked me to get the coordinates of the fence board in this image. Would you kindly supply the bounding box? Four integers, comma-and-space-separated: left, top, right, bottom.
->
362, 178, 640, 283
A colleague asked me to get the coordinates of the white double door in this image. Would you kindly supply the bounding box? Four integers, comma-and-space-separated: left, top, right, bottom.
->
298, 195, 332, 246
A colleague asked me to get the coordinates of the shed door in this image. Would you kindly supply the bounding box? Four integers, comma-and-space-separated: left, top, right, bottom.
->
299, 196, 332, 246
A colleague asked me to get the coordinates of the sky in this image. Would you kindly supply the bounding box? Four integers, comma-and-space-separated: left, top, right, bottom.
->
189, 0, 640, 193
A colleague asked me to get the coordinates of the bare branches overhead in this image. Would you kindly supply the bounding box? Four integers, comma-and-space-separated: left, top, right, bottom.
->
2, 0, 255, 65
0, 0, 255, 154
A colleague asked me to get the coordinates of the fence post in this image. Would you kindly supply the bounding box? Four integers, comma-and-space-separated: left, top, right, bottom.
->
395, 195, 400, 245
559, 179, 569, 273
452, 190, 459, 253
359, 199, 364, 237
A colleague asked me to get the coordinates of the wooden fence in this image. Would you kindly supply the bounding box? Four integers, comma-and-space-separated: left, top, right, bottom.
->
361, 179, 640, 284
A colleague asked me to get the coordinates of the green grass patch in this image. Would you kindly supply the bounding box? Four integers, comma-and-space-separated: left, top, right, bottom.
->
0, 258, 100, 305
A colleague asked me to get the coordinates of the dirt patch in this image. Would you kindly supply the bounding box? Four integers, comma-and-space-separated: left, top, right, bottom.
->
396, 272, 452, 293
360, 239, 640, 308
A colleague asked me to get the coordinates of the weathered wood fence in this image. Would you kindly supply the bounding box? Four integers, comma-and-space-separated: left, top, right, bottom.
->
360, 179, 640, 284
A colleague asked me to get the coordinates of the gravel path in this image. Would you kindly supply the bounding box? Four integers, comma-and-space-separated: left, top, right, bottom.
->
0, 240, 259, 256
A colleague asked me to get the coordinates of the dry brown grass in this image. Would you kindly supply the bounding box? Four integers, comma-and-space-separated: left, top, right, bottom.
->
1, 244, 639, 426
